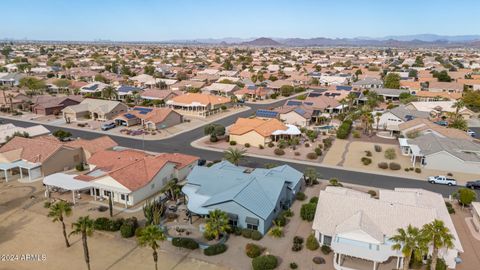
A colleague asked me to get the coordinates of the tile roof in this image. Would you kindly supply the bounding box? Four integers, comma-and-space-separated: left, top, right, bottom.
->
229, 118, 287, 137
167, 93, 231, 106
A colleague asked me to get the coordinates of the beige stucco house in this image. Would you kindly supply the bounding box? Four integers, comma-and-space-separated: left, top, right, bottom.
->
62, 98, 128, 122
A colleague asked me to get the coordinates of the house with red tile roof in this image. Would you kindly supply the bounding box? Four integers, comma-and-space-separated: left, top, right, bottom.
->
0, 135, 117, 181
65, 149, 198, 207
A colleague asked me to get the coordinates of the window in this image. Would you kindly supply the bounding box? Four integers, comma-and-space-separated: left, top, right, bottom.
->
229, 220, 238, 227
104, 190, 111, 196
247, 223, 258, 230
121, 194, 129, 201
323, 235, 332, 246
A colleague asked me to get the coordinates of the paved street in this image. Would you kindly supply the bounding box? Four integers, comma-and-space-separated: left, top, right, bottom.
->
1, 100, 478, 198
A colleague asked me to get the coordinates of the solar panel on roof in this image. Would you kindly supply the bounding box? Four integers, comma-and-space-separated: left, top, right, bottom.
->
308, 92, 322, 97
133, 107, 153, 114
124, 113, 136, 119
304, 102, 313, 106
336, 86, 352, 91
294, 108, 306, 115
256, 109, 278, 118
286, 100, 302, 106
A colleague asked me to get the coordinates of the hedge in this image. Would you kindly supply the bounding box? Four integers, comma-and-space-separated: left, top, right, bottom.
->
172, 237, 199, 250
252, 255, 278, 270
336, 120, 353, 139
94, 217, 124, 231
300, 203, 317, 221
306, 234, 319, 250
241, 229, 262, 240
204, 243, 227, 256
120, 217, 138, 238
295, 192, 306, 201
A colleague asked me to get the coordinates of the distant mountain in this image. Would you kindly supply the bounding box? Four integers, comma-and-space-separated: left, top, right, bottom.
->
380, 34, 480, 42
240, 37, 281, 46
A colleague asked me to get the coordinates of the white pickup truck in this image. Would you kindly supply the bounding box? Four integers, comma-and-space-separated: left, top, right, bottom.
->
428, 176, 457, 186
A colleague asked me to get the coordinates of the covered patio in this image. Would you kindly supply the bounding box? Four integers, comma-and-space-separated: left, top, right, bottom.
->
0, 160, 42, 182
43, 173, 92, 204
398, 138, 425, 167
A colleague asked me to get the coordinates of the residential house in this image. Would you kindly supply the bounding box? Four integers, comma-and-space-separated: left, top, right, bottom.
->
374, 105, 430, 132
398, 118, 472, 140
0, 73, 24, 87
62, 98, 128, 122
79, 81, 109, 95
182, 161, 303, 234
352, 77, 384, 89
116, 85, 143, 101
312, 187, 463, 270
229, 118, 301, 147
31, 95, 83, 115
166, 93, 231, 117
405, 101, 474, 120
114, 106, 183, 130
201, 83, 238, 96
0, 124, 50, 144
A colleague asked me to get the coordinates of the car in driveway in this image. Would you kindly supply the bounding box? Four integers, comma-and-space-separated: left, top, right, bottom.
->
466, 180, 480, 189
467, 129, 476, 137
428, 175, 457, 186
101, 122, 116, 131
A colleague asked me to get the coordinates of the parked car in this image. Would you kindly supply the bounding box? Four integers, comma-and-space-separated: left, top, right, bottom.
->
101, 122, 116, 131
434, 120, 448, 127
60, 136, 76, 142
428, 175, 457, 186
466, 180, 480, 189
467, 129, 476, 137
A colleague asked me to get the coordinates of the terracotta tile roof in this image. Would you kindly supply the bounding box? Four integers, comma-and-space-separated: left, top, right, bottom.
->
156, 153, 199, 169
0, 136, 65, 163
87, 149, 148, 171
115, 106, 180, 125
167, 93, 230, 106
230, 118, 287, 137
140, 89, 180, 100
66, 136, 118, 154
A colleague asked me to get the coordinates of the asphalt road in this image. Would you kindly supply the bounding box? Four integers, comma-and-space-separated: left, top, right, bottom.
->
1, 100, 478, 198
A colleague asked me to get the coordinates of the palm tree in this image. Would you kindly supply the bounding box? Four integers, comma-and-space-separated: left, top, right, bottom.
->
346, 92, 357, 112
204, 209, 230, 240
422, 220, 455, 270
48, 201, 73, 248
452, 100, 465, 120
375, 112, 382, 131
70, 216, 95, 270
223, 147, 246, 166
303, 167, 318, 186
390, 224, 426, 270
137, 225, 166, 270
101, 86, 116, 100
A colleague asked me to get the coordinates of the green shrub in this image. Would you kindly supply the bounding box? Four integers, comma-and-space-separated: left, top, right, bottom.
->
293, 236, 304, 244
241, 228, 252, 238
172, 237, 199, 250
378, 162, 388, 169
314, 147, 322, 156
389, 162, 401, 170
290, 262, 298, 269
252, 255, 278, 270
259, 144, 264, 149
274, 215, 287, 227
415, 168, 421, 173
268, 142, 275, 148
95, 217, 124, 231
245, 243, 263, 258
300, 203, 317, 221
251, 230, 263, 241
204, 244, 227, 256
352, 130, 360, 138
282, 209, 294, 218
323, 137, 333, 149
135, 227, 144, 238
321, 244, 332, 255
367, 190, 377, 197
306, 152, 318, 159
120, 222, 135, 238
295, 192, 306, 201
361, 157, 372, 165
309, 196, 319, 204
245, 143, 250, 148
229, 140, 237, 145
336, 120, 353, 139
365, 150, 372, 157
374, 145, 382, 152
291, 242, 302, 252
306, 234, 319, 250
384, 148, 397, 160
274, 148, 285, 155
445, 202, 455, 214
209, 135, 218, 142
75, 163, 85, 171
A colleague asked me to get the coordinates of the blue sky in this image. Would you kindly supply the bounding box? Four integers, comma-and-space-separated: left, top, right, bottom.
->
1, 0, 479, 41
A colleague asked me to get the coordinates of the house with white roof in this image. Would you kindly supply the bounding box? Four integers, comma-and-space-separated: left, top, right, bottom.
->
312, 187, 463, 270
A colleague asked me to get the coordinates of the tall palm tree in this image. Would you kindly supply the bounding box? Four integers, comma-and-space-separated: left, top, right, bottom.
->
70, 216, 95, 270
452, 100, 465, 120
223, 147, 246, 166
422, 220, 455, 270
390, 224, 426, 270
136, 225, 166, 270
375, 112, 382, 131
346, 92, 357, 112
204, 209, 230, 240
101, 86, 116, 100
48, 201, 73, 248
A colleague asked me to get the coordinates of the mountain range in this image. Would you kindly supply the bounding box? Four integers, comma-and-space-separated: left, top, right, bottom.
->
163, 34, 480, 47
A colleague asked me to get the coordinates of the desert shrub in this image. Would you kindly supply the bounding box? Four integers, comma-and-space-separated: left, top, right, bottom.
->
306, 234, 319, 250
75, 163, 85, 171
290, 262, 298, 269
281, 209, 294, 218
384, 148, 397, 160
291, 242, 302, 252
229, 140, 237, 145
361, 157, 372, 165
415, 168, 421, 173
321, 244, 332, 255
409, 167, 414, 171
120, 221, 136, 238
94, 217, 124, 231
374, 144, 382, 152
259, 145, 264, 149
274, 148, 285, 156
367, 190, 377, 197
252, 255, 278, 270
300, 203, 317, 221
404, 168, 409, 172
295, 192, 306, 201
389, 162, 401, 170
244, 143, 250, 148
309, 196, 319, 204
241, 228, 252, 238
274, 215, 287, 227
447, 172, 453, 176
294, 151, 300, 156
378, 162, 388, 169
304, 142, 310, 147
306, 152, 318, 159
172, 237, 199, 250
314, 147, 322, 156
445, 202, 455, 214
251, 230, 263, 240
268, 142, 275, 148
322, 137, 333, 149
209, 135, 218, 142
352, 130, 361, 138
204, 243, 227, 256
245, 243, 263, 258
336, 119, 353, 139
293, 236, 304, 244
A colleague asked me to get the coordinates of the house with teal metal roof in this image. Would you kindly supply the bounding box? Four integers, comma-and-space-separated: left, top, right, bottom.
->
182, 161, 303, 234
